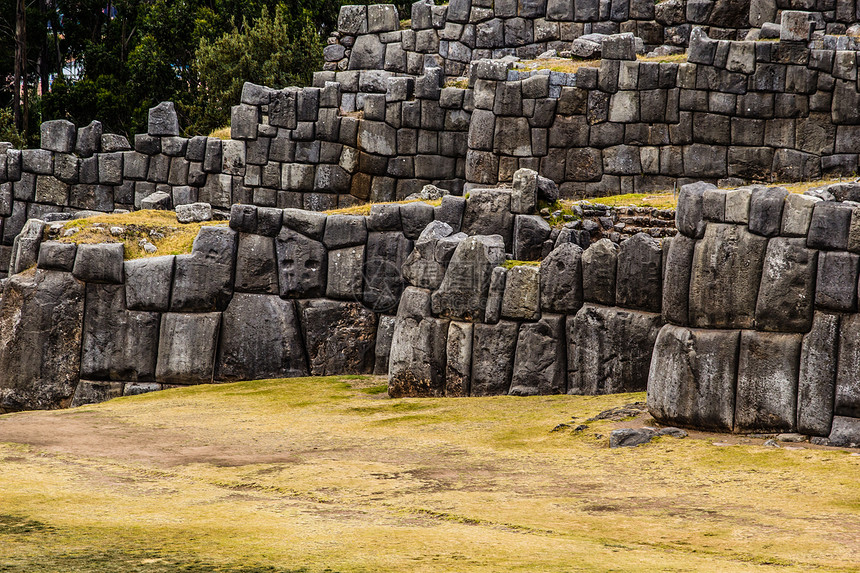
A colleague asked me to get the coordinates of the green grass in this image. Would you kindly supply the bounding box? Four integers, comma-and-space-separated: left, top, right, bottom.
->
0, 376, 858, 572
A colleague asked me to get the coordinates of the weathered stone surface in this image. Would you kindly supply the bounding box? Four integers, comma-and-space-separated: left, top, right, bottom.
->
364, 231, 412, 313
125, 255, 174, 312
748, 186, 788, 237
148, 101, 180, 136
80, 283, 159, 381
724, 187, 752, 224
797, 312, 839, 437
662, 234, 695, 326
484, 266, 506, 324
37, 241, 77, 272
171, 227, 237, 312
155, 312, 221, 384
323, 214, 367, 249
755, 237, 817, 332
373, 314, 396, 376
401, 221, 456, 289
0, 270, 85, 411
299, 299, 377, 376
176, 202, 212, 224
807, 201, 852, 252
815, 251, 859, 312
616, 233, 662, 313
399, 201, 435, 240
234, 233, 278, 294
431, 234, 506, 321
513, 215, 551, 261
216, 293, 308, 381
781, 193, 820, 237
388, 287, 448, 398
827, 416, 860, 448
735, 330, 801, 433
836, 313, 860, 418
540, 242, 583, 314
689, 223, 767, 329
41, 119, 76, 153
581, 238, 618, 306
569, 304, 662, 395
609, 428, 655, 448
501, 264, 540, 320
461, 189, 514, 249
510, 314, 566, 396
676, 181, 714, 239
326, 245, 365, 300
9, 219, 44, 275
70, 381, 123, 407
647, 325, 739, 431
276, 227, 327, 298
511, 168, 537, 214
72, 243, 124, 284
471, 320, 519, 396
445, 321, 472, 397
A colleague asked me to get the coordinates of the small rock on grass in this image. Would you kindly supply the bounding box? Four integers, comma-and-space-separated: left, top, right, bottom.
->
776, 433, 808, 443
610, 426, 688, 448
763, 439, 781, 447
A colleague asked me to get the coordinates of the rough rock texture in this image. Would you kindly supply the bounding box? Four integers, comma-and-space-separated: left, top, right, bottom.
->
500, 264, 540, 320
276, 227, 327, 298
298, 299, 377, 376
755, 237, 817, 333
689, 223, 767, 329
828, 416, 860, 447
581, 238, 618, 306
836, 313, 860, 418
734, 330, 802, 433
797, 313, 839, 436
155, 312, 221, 384
125, 256, 174, 312
388, 287, 448, 398
216, 293, 308, 380
364, 231, 413, 313
461, 189, 514, 249
234, 233, 279, 294
615, 232, 662, 313
648, 325, 740, 432
661, 234, 695, 326
0, 270, 85, 411
373, 314, 396, 376
445, 321, 473, 397
510, 314, 565, 396
431, 234, 506, 321
171, 227, 237, 312
470, 320, 519, 396
569, 304, 662, 395
540, 242, 583, 314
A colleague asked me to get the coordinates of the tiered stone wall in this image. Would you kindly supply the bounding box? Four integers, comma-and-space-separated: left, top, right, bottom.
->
648, 180, 860, 444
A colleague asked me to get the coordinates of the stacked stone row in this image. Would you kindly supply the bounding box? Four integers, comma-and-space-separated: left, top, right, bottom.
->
648, 180, 860, 445
0, 196, 468, 411
0, 103, 230, 278
328, 0, 752, 79
464, 24, 860, 196
388, 186, 668, 399
232, 69, 470, 209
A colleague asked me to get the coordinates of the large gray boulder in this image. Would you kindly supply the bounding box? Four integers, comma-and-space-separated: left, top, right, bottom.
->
616, 233, 662, 313
125, 255, 175, 312
815, 251, 859, 312
569, 304, 662, 395
647, 325, 739, 431
461, 189, 514, 250
234, 233, 278, 294
510, 314, 566, 396
326, 245, 365, 301
735, 330, 802, 433
675, 181, 714, 238
401, 221, 458, 289
364, 231, 413, 313
748, 186, 788, 237
501, 264, 540, 320
797, 312, 839, 436
80, 283, 159, 382
41, 119, 76, 153
471, 320, 519, 396
836, 313, 860, 418
581, 238, 618, 306
72, 242, 124, 284
298, 299, 377, 376
431, 234, 506, 321
148, 101, 180, 136
513, 215, 551, 261
540, 242, 583, 314
171, 227, 237, 312
689, 223, 767, 329
0, 269, 85, 411
445, 321, 472, 397
661, 234, 695, 326
755, 237, 817, 332
155, 312, 221, 384
216, 293, 308, 381
828, 416, 860, 448
276, 227, 327, 298
388, 287, 448, 398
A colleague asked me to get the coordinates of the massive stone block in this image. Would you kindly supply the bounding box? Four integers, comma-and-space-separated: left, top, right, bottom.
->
616, 232, 662, 313
125, 255, 175, 312
734, 330, 802, 433
364, 231, 413, 313
501, 264, 540, 320
540, 242, 583, 315
755, 237, 817, 332
569, 304, 662, 395
171, 227, 238, 312
298, 299, 377, 376
431, 234, 506, 321
446, 321, 472, 397
234, 233, 278, 294
581, 239, 618, 306
461, 189, 514, 250
662, 234, 695, 326
401, 221, 459, 290
72, 243, 124, 284
647, 325, 739, 431
0, 269, 85, 411
276, 227, 327, 298
471, 320, 519, 396
828, 416, 860, 448
216, 293, 308, 381
388, 287, 448, 398
797, 313, 839, 437
815, 251, 859, 312
80, 283, 159, 382
155, 312, 221, 384
836, 313, 860, 418
374, 314, 396, 376
689, 223, 767, 329
510, 314, 566, 396
326, 245, 365, 301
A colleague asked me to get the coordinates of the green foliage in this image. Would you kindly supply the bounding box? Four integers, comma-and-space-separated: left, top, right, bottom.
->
190, 4, 322, 134
0, 106, 31, 148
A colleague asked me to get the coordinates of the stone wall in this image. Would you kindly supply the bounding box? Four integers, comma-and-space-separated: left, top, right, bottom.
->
648, 180, 860, 445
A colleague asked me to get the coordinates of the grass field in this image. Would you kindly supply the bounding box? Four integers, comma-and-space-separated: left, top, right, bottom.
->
0, 376, 858, 572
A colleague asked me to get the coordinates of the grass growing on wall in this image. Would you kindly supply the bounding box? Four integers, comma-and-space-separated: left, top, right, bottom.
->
50, 210, 227, 260
0, 375, 858, 572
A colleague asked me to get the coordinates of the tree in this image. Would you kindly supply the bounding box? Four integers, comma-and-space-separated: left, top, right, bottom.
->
190, 4, 322, 134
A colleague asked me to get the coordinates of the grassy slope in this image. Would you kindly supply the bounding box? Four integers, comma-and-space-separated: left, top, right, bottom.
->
0, 376, 858, 572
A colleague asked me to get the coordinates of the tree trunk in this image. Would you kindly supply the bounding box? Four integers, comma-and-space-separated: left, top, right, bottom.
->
13, 0, 26, 133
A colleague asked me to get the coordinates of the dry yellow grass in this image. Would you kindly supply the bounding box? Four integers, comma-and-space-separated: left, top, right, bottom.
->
325, 198, 442, 216
581, 193, 678, 209
208, 126, 231, 140
637, 52, 688, 63
515, 57, 600, 74
51, 210, 227, 260
0, 376, 858, 572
